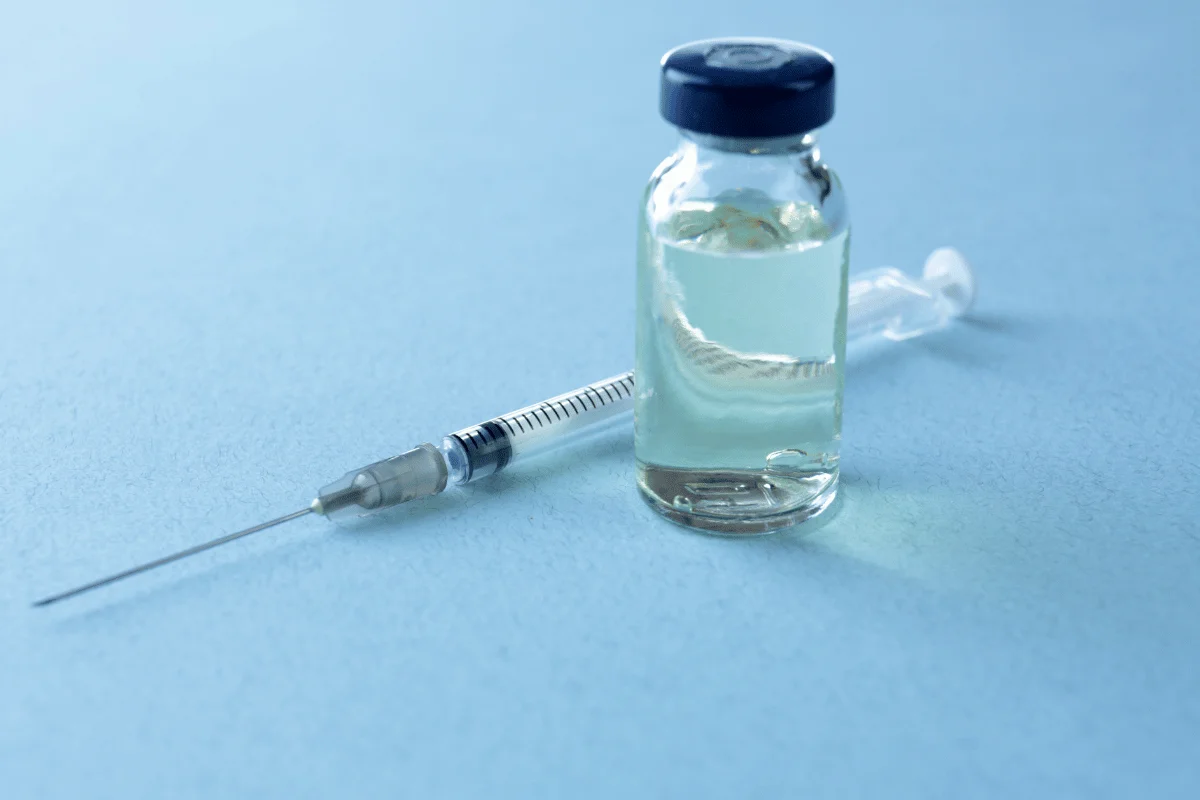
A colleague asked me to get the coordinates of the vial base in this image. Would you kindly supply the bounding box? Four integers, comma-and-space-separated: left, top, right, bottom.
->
636, 463, 838, 534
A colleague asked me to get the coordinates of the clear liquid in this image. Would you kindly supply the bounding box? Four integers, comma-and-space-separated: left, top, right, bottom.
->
635, 192, 849, 533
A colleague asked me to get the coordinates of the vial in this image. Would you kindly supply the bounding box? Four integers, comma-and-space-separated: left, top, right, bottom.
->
634, 38, 849, 534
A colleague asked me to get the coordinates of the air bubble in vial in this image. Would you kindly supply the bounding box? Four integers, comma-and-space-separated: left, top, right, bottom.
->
765, 448, 810, 472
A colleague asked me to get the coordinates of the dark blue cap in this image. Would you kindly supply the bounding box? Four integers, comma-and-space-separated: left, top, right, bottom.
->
660, 38, 835, 138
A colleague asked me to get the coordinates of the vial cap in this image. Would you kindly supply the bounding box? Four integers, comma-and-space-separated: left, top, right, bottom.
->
659, 38, 835, 138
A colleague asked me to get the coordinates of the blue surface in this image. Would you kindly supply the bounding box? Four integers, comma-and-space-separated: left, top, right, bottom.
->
3, 1, 1199, 796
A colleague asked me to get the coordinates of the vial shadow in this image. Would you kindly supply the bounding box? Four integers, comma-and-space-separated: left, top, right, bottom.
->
651, 484, 937, 605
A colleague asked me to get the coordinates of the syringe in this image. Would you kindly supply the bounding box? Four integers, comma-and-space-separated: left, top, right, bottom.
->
33, 248, 976, 606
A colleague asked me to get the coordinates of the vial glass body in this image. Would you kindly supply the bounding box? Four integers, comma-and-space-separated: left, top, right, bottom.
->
634, 131, 850, 533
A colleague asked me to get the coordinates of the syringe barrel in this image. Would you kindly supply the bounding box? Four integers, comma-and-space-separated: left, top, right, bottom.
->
442, 373, 635, 485
846, 267, 945, 342
847, 248, 975, 342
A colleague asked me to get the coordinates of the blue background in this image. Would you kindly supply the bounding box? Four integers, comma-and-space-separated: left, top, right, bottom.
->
3, 0, 1199, 796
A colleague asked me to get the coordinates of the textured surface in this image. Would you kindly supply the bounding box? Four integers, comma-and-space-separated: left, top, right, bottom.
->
3, 1, 1199, 797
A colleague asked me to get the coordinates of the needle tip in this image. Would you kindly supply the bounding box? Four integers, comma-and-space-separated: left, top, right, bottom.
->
29, 506, 314, 608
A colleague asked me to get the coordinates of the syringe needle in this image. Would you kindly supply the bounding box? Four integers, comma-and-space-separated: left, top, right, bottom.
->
32, 507, 315, 608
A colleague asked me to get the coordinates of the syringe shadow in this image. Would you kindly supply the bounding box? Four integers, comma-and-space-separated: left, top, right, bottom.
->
44, 314, 1045, 622
847, 310, 1053, 388
40, 429, 640, 622
40, 531, 332, 626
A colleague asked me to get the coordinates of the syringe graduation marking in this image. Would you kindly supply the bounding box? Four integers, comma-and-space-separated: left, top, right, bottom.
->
448, 374, 636, 483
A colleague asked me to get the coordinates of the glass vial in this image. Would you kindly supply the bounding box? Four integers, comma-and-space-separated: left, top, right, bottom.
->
635, 39, 849, 534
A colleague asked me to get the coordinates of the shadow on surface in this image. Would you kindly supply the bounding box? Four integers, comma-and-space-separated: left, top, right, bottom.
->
643, 482, 938, 606
41, 312, 1061, 622
40, 429, 638, 621
959, 311, 1050, 337
848, 310, 1054, 379
41, 527, 330, 627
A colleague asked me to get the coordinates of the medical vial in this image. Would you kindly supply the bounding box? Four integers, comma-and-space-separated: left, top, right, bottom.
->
635, 39, 849, 533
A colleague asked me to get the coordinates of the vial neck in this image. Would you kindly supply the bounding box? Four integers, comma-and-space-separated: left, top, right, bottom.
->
679, 129, 820, 158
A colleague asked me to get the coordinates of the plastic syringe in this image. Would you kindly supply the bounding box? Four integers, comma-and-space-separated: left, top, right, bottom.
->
33, 247, 976, 606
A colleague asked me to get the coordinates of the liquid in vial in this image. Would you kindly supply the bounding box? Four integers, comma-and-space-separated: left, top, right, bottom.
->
635, 191, 849, 532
